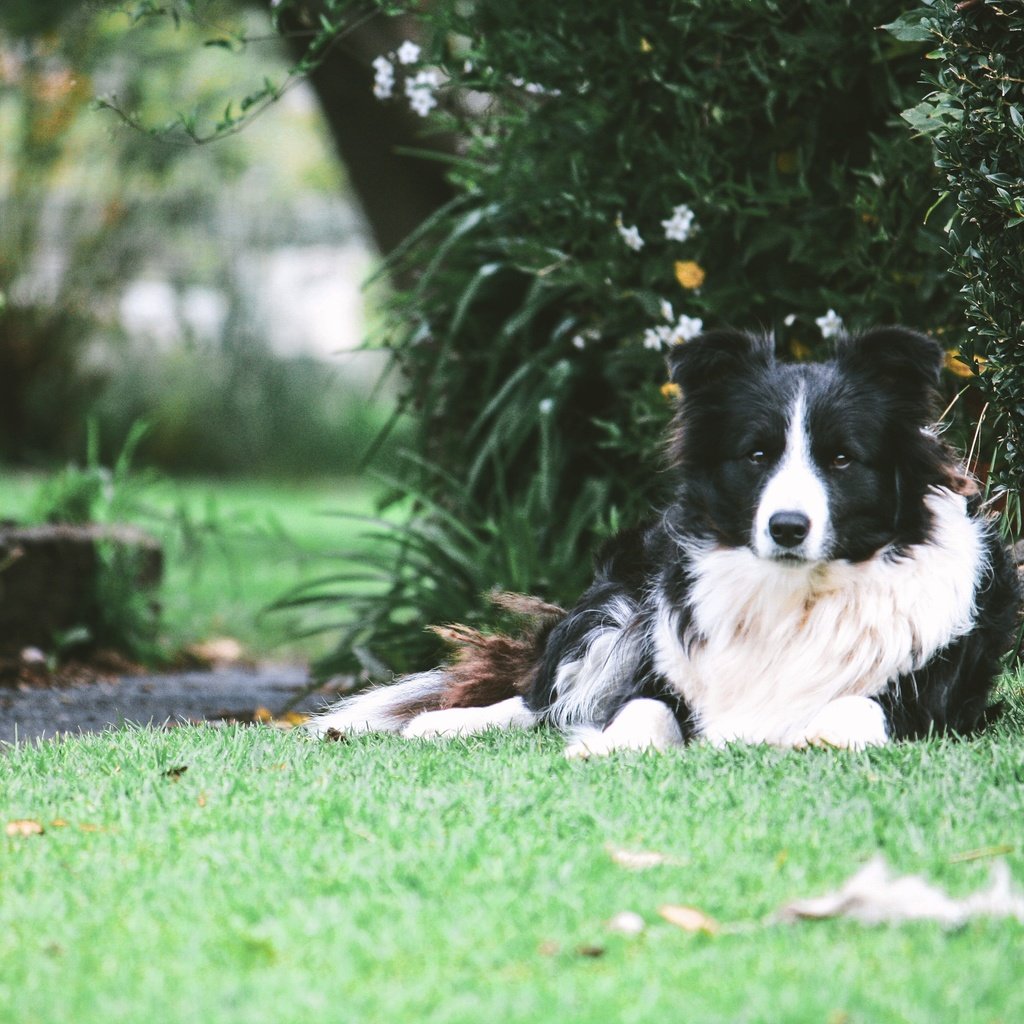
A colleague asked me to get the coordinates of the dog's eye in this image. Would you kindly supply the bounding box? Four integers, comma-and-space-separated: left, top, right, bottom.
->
831, 453, 851, 469
747, 450, 767, 465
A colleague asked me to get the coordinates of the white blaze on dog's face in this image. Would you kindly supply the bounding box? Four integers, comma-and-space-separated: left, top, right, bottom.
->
752, 388, 832, 562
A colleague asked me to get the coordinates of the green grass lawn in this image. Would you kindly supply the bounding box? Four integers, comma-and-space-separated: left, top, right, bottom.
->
0, 471, 388, 662
3, 680, 1024, 1024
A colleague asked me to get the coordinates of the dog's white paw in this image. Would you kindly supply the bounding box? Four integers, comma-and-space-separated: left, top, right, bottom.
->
564, 729, 618, 760
798, 695, 889, 751
564, 699, 684, 759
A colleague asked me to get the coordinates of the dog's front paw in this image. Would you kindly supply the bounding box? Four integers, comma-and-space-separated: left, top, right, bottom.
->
564, 699, 684, 759
798, 695, 888, 751
564, 729, 616, 760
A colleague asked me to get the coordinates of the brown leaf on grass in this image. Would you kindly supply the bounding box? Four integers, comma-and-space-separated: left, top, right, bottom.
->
6, 819, 44, 837
575, 944, 605, 958
658, 904, 720, 934
607, 844, 678, 870
778, 856, 1024, 927
50, 819, 68, 828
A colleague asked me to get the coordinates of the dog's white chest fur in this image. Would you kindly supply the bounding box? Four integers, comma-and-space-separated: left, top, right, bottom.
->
653, 489, 985, 745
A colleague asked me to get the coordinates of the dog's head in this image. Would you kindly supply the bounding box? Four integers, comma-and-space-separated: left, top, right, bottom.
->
665, 327, 959, 563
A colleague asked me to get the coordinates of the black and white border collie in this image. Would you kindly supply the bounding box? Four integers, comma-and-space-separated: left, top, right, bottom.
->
310, 328, 1020, 756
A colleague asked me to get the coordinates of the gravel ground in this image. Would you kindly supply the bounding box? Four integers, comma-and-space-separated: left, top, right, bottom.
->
0, 665, 340, 744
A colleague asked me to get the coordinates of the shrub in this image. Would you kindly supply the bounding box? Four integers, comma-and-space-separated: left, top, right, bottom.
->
281, 1, 968, 677
898, 1, 1024, 511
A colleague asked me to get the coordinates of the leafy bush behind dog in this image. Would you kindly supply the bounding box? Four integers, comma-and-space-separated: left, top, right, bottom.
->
297, 0, 968, 678
898, 0, 1024, 512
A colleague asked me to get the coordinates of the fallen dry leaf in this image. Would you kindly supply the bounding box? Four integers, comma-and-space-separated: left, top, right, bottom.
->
6, 819, 44, 837
50, 819, 68, 828
949, 843, 1015, 864
607, 844, 676, 870
576, 944, 605, 958
778, 856, 1024, 927
658, 904, 721, 935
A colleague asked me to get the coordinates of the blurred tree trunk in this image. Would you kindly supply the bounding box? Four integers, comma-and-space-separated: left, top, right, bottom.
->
280, 5, 457, 279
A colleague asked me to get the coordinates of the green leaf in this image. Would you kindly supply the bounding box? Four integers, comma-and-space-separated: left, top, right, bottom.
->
880, 13, 934, 43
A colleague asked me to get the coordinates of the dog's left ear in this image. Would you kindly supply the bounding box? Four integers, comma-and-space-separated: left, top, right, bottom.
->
666, 330, 773, 394
836, 327, 943, 417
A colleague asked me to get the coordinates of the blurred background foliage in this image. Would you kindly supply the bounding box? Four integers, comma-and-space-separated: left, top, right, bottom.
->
0, 0, 397, 478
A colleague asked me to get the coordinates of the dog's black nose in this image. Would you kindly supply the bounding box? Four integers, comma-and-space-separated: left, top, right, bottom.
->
768, 511, 810, 548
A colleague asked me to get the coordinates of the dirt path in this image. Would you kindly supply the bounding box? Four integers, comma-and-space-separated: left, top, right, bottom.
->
0, 665, 340, 744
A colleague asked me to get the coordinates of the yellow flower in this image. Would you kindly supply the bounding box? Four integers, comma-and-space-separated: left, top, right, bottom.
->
640, 38, 653, 53
661, 381, 681, 400
945, 349, 984, 378
674, 260, 706, 290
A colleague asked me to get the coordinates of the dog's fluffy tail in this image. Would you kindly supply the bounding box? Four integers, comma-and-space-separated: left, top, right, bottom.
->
307, 592, 564, 739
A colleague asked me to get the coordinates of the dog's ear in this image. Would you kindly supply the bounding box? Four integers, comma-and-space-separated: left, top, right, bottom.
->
666, 330, 773, 393
836, 327, 943, 417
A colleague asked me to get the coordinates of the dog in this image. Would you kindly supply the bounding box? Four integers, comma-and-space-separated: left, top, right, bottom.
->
309, 327, 1020, 756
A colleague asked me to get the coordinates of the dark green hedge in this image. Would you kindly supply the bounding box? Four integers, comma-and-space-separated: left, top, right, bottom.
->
900, 0, 1024, 507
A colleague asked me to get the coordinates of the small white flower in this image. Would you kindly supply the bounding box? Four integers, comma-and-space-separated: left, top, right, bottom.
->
413, 68, 442, 89
539, 397, 555, 415
372, 55, 395, 99
397, 40, 421, 65
643, 328, 665, 351
815, 308, 844, 339
784, 313, 797, 327
617, 218, 644, 252
661, 204, 696, 243
659, 299, 674, 322
670, 314, 704, 343
571, 334, 586, 350
408, 87, 437, 117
